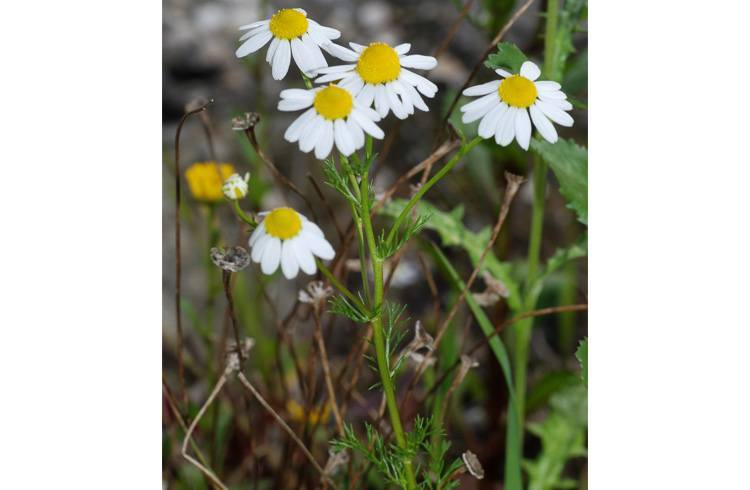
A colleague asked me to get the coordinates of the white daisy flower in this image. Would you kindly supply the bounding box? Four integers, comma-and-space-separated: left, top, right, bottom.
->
313, 42, 438, 120
248, 207, 335, 279
278, 84, 384, 159
235, 8, 341, 80
460, 61, 574, 150
222, 173, 250, 200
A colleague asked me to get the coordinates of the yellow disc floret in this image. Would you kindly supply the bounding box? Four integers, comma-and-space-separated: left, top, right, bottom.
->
269, 9, 308, 40
498, 75, 538, 108
265, 207, 302, 240
185, 162, 235, 202
356, 42, 401, 84
313, 85, 354, 120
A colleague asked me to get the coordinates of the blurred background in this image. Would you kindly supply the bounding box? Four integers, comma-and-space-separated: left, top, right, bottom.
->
163, 0, 587, 488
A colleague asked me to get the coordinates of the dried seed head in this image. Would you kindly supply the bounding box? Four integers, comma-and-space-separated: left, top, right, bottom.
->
210, 246, 251, 272
298, 280, 333, 306
225, 337, 255, 374
323, 448, 350, 478
231, 112, 260, 131
462, 450, 484, 479
472, 271, 510, 306
402, 321, 436, 367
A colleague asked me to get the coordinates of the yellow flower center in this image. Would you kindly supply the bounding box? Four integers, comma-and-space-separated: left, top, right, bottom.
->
185, 162, 235, 202
268, 9, 308, 40
264, 207, 302, 240
313, 85, 354, 120
498, 75, 538, 108
356, 42, 401, 84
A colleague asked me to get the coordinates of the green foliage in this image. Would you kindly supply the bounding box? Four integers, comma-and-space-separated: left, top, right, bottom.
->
322, 157, 361, 209
546, 0, 588, 82
530, 137, 588, 225
428, 241, 523, 490
332, 416, 464, 490
377, 211, 432, 260
527, 234, 587, 302
380, 199, 523, 312
328, 294, 374, 324
485, 42, 528, 74
524, 385, 588, 490
576, 337, 588, 387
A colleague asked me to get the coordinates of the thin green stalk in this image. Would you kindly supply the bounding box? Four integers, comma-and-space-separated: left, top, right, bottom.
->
230, 199, 257, 227
316, 259, 366, 313
386, 136, 482, 244
359, 161, 418, 490
340, 154, 371, 302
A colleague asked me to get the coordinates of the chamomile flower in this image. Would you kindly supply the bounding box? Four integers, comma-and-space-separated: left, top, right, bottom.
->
235, 8, 341, 80
222, 173, 250, 200
278, 84, 384, 159
460, 61, 573, 150
313, 42, 438, 119
248, 207, 335, 279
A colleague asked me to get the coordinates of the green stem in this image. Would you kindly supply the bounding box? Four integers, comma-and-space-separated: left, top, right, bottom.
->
315, 258, 366, 313
543, 0, 560, 80
386, 136, 482, 244
230, 199, 257, 228
301, 73, 313, 89
340, 154, 371, 303
359, 161, 417, 490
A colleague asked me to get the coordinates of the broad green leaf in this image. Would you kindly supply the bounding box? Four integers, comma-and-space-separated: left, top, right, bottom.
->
524, 384, 587, 490
485, 42, 528, 74
380, 199, 523, 312
428, 241, 523, 490
576, 337, 588, 387
530, 137, 588, 225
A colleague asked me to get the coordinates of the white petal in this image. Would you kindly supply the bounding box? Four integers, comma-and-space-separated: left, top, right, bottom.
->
385, 85, 407, 119
391, 81, 413, 115
374, 84, 389, 117
293, 240, 317, 275
514, 108, 532, 150
496, 107, 517, 146
535, 80, 562, 92
394, 43, 411, 55
356, 83, 376, 107
281, 240, 300, 279
236, 30, 272, 57
334, 119, 355, 156
340, 76, 364, 95
536, 100, 574, 127
294, 8, 307, 15
272, 39, 291, 80
315, 64, 357, 75
353, 104, 381, 122
539, 91, 568, 100
315, 71, 351, 83
349, 42, 366, 52
266, 37, 280, 63
284, 108, 316, 142
399, 54, 437, 70
302, 34, 327, 71
291, 37, 313, 74
280, 88, 314, 101
326, 43, 359, 62
400, 80, 428, 111
463, 80, 501, 96
239, 25, 269, 42
351, 109, 384, 139
520, 61, 541, 81
460, 92, 498, 113
478, 103, 507, 139
248, 222, 266, 247
347, 117, 365, 150
529, 104, 558, 144
495, 68, 511, 78
239, 20, 269, 31
544, 98, 573, 111
304, 232, 335, 260
400, 69, 438, 97
315, 121, 335, 159
302, 220, 324, 237
278, 98, 313, 111
308, 20, 340, 40
300, 116, 324, 152
260, 237, 281, 274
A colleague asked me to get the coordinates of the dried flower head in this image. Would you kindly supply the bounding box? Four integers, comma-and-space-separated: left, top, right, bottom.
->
231, 112, 260, 131
473, 271, 510, 307
222, 172, 250, 200
298, 280, 333, 305
402, 321, 436, 367
210, 246, 251, 272
323, 448, 350, 478
462, 450, 485, 479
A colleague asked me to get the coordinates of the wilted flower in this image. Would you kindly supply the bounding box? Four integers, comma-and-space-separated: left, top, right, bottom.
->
235, 8, 341, 80
249, 207, 335, 278
298, 280, 333, 305
323, 448, 350, 478
231, 112, 259, 131
185, 162, 236, 202
461, 60, 573, 149
210, 246, 251, 272
473, 271, 510, 307
401, 321, 436, 367
222, 173, 250, 200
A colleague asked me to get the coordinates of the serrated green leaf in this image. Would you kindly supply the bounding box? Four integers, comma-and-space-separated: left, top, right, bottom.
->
380, 199, 522, 312
576, 337, 588, 387
530, 137, 588, 225
485, 42, 528, 73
